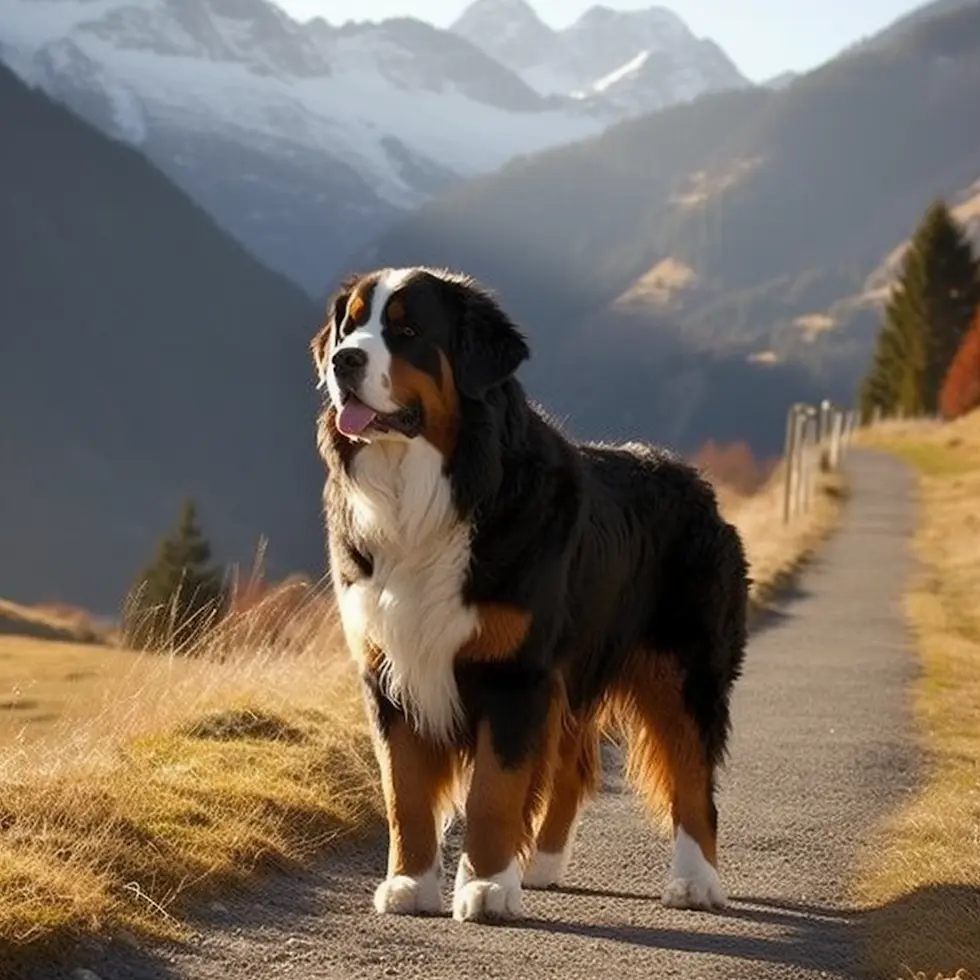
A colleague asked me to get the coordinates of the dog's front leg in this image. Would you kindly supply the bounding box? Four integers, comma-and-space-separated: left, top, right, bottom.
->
368, 699, 454, 916
452, 671, 561, 923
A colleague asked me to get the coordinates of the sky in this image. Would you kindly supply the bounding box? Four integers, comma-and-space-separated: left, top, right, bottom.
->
272, 0, 931, 82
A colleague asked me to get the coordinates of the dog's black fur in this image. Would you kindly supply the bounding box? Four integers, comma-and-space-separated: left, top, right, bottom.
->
312, 268, 750, 917
315, 268, 749, 768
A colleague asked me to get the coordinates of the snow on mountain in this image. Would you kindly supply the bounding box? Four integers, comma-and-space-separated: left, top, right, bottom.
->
0, 0, 604, 293
451, 0, 750, 112
1, 0, 749, 294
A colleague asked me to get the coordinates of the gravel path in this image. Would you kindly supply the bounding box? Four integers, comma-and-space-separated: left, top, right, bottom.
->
46, 449, 920, 980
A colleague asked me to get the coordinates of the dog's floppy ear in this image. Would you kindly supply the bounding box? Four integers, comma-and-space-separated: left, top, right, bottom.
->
445, 277, 530, 398
311, 275, 358, 386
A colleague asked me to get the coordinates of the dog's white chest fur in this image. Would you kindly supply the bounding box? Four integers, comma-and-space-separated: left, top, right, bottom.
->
337, 438, 478, 744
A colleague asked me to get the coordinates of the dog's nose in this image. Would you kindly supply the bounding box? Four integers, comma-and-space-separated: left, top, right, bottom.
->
332, 347, 367, 379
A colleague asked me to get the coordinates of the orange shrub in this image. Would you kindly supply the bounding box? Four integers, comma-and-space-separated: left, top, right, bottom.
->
939, 305, 980, 420
690, 439, 778, 497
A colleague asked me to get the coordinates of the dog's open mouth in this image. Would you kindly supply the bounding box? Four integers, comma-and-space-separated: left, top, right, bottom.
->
335, 393, 421, 439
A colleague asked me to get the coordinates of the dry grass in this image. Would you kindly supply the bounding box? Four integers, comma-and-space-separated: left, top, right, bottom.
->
721, 460, 847, 617
0, 635, 162, 743
854, 411, 980, 979
0, 456, 847, 972
0, 584, 380, 971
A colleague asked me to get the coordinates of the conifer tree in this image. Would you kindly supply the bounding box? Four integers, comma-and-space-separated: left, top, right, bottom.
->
939, 305, 980, 419
860, 200, 980, 418
122, 498, 228, 652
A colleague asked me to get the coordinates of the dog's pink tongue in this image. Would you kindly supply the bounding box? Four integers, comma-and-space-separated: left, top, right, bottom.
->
336, 397, 377, 436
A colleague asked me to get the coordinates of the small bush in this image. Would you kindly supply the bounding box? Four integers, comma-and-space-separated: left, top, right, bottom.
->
690, 438, 778, 496
939, 305, 980, 420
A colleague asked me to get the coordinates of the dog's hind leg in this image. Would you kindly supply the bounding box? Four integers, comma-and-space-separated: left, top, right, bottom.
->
523, 717, 600, 889
614, 653, 728, 911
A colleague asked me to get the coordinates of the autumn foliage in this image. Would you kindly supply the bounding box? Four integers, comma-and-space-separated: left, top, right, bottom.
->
939, 305, 980, 420
690, 439, 777, 497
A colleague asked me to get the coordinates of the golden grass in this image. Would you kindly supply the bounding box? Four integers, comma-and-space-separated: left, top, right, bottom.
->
854, 411, 980, 979
0, 635, 164, 743
722, 460, 847, 618
0, 457, 847, 972
0, 586, 380, 971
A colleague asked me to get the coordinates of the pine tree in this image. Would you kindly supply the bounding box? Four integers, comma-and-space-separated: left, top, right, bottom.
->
939, 305, 980, 420
122, 498, 228, 652
860, 200, 980, 419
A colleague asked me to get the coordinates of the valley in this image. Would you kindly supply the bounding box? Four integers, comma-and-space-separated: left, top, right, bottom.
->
2, 0, 978, 609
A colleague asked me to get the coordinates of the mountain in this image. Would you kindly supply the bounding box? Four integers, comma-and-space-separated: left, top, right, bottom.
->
0, 0, 748, 297
0, 59, 324, 614
854, 0, 978, 50
359, 1, 980, 455
451, 1, 749, 113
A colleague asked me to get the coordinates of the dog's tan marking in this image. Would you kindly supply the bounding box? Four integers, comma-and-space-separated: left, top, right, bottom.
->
611, 652, 718, 865
347, 292, 368, 326
463, 700, 563, 877
385, 296, 406, 325
389, 349, 459, 458
533, 717, 601, 855
458, 604, 531, 662
375, 716, 455, 878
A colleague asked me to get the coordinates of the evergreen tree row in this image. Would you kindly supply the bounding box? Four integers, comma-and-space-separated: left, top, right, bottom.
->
859, 201, 980, 420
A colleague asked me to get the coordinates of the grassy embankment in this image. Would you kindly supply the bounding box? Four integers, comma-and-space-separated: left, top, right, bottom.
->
0, 460, 845, 971
853, 413, 980, 980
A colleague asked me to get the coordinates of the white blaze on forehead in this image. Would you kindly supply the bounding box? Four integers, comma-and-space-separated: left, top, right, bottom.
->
326, 268, 419, 415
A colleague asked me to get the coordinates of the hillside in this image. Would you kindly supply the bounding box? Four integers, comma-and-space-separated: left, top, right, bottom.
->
829, 174, 980, 325
0, 61, 323, 613
362, 1, 980, 454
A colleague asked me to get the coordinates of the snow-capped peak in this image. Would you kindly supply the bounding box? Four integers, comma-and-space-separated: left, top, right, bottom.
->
0, 0, 607, 292
450, 0, 556, 73
573, 4, 688, 36
451, 0, 748, 105
451, 0, 550, 35
0, 0, 750, 298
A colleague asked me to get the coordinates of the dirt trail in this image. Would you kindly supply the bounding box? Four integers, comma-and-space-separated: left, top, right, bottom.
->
42, 449, 920, 980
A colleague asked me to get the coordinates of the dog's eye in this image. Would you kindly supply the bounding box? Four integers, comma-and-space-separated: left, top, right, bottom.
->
396, 323, 416, 338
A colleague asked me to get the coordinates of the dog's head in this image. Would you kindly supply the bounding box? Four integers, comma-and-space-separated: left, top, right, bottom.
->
310, 267, 529, 456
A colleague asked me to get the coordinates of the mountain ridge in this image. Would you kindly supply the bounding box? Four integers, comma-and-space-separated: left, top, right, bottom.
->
0, 58, 324, 613
0, 0, 748, 296
450, 0, 748, 109
360, 0, 980, 454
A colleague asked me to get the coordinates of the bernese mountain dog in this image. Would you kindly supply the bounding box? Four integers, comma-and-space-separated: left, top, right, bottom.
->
310, 266, 749, 924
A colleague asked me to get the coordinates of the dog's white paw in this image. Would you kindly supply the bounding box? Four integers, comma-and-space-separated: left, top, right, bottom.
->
373, 867, 442, 916
661, 828, 727, 911
524, 813, 580, 889
452, 855, 523, 922
522, 849, 568, 889
661, 873, 727, 910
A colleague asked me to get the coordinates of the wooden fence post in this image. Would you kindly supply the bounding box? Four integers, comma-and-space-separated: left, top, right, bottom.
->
782, 403, 803, 524
803, 408, 818, 513
819, 399, 832, 445
782, 398, 859, 523
828, 409, 844, 469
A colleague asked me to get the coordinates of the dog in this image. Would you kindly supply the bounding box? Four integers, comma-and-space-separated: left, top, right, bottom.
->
310, 266, 749, 924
